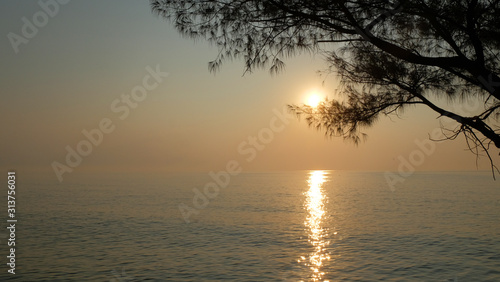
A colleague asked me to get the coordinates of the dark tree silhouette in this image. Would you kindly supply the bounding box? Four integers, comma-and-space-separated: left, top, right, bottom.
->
151, 0, 500, 172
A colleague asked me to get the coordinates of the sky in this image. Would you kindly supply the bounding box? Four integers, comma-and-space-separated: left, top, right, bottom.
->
0, 0, 496, 183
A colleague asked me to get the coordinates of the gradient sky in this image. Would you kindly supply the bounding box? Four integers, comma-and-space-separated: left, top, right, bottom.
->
1, 0, 496, 182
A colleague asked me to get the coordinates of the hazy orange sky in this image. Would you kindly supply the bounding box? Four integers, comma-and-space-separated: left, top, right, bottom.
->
1, 0, 496, 183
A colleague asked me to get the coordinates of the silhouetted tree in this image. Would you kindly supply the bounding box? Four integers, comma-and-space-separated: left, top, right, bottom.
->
151, 0, 499, 172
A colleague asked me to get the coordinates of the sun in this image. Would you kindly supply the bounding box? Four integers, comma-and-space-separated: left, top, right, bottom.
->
306, 92, 322, 108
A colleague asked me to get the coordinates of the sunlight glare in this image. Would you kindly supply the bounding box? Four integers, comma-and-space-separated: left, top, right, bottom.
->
304, 89, 324, 108
307, 94, 321, 108
301, 170, 331, 281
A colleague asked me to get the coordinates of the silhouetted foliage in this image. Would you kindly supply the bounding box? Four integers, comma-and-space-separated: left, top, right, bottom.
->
151, 0, 500, 173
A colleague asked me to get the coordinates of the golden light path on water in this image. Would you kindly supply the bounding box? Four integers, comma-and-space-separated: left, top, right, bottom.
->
298, 170, 331, 281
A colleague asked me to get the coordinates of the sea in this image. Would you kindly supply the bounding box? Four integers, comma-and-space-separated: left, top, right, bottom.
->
2, 170, 499, 281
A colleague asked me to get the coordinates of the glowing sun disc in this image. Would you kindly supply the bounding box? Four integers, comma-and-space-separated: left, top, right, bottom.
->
307, 94, 321, 108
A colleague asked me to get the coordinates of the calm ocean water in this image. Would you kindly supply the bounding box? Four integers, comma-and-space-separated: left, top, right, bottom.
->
2, 171, 499, 281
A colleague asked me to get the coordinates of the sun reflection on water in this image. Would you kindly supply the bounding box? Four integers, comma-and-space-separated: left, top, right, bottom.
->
298, 170, 331, 281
